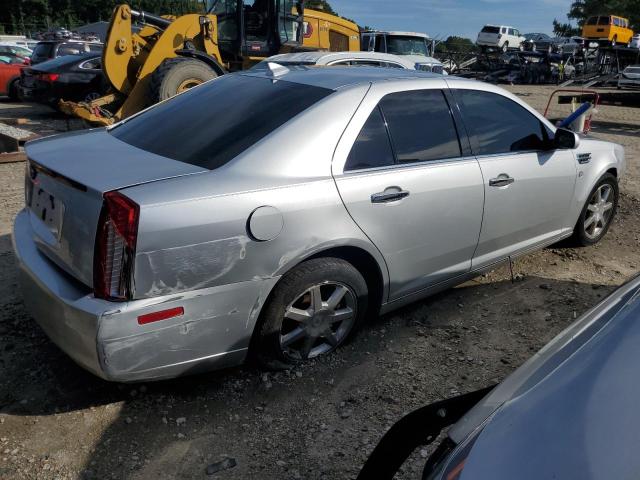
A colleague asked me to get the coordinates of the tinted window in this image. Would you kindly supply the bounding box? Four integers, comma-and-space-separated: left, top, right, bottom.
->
111, 75, 332, 169
586, 16, 598, 25
380, 90, 461, 163
88, 44, 103, 52
481, 26, 500, 34
598, 16, 611, 25
345, 107, 395, 171
455, 89, 550, 155
508, 28, 515, 35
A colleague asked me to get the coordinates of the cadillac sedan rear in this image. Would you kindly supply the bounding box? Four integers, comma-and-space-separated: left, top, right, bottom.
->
13, 72, 360, 381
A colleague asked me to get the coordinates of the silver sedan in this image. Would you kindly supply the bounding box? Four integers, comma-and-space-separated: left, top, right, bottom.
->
13, 66, 625, 381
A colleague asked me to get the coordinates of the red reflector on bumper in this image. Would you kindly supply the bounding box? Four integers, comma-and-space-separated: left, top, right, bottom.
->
138, 307, 184, 325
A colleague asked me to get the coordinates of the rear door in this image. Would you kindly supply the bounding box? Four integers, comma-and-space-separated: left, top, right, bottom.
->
451, 87, 577, 270
333, 83, 484, 301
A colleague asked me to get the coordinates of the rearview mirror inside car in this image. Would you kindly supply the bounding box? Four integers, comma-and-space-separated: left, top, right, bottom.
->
553, 128, 580, 150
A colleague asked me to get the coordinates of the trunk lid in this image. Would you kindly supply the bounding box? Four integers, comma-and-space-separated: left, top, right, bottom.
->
25, 129, 207, 287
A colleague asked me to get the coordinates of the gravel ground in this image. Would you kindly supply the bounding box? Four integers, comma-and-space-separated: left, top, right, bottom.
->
0, 86, 639, 480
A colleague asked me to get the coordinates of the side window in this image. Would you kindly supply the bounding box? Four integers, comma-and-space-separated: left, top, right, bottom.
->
344, 107, 395, 171
351, 60, 384, 67
454, 89, 550, 156
375, 35, 386, 52
508, 28, 515, 36
380, 90, 461, 163
501, 27, 507, 34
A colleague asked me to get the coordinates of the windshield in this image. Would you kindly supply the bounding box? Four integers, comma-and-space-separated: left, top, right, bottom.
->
386, 36, 428, 56
110, 74, 332, 170
625, 67, 640, 74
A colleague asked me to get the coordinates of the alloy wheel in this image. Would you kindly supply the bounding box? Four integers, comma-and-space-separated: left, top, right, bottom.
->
584, 184, 615, 240
280, 282, 357, 360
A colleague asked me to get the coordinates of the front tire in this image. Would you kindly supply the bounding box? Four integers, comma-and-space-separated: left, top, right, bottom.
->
148, 57, 217, 105
571, 173, 618, 246
256, 258, 368, 368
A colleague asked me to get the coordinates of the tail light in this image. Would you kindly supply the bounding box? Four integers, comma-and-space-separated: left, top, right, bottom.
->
38, 73, 59, 82
94, 191, 139, 301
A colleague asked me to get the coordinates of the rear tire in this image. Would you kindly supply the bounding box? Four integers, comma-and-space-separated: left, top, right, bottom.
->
7, 78, 19, 100
148, 57, 217, 105
570, 173, 618, 246
255, 258, 368, 369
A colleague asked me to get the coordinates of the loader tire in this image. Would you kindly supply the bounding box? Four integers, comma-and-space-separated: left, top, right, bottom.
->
148, 57, 217, 105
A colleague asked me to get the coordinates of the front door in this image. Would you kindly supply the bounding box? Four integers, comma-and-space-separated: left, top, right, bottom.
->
452, 88, 577, 269
333, 86, 485, 301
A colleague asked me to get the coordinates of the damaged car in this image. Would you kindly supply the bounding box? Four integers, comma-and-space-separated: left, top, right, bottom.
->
359, 274, 640, 480
13, 67, 624, 381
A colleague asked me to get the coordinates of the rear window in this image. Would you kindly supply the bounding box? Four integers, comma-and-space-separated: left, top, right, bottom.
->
586, 17, 598, 25
598, 16, 611, 25
481, 26, 500, 34
57, 43, 86, 56
625, 67, 640, 74
110, 74, 333, 169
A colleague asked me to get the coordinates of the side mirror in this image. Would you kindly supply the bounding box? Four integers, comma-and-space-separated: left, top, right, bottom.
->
553, 128, 580, 149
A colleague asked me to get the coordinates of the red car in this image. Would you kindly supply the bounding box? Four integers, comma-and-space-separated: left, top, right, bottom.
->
0, 57, 28, 99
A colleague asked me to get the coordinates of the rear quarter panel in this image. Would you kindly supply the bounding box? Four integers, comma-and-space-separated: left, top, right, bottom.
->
122, 83, 389, 301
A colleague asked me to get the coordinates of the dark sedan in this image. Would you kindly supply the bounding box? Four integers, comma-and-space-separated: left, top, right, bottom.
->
360, 273, 640, 480
522, 33, 559, 53
18, 53, 107, 107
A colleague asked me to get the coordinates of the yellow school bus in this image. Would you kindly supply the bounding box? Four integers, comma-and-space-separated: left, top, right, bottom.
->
582, 15, 634, 46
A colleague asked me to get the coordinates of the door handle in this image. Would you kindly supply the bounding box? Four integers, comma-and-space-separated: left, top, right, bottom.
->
489, 174, 515, 187
371, 189, 410, 203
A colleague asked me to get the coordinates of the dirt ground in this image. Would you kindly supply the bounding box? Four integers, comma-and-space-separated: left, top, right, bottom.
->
0, 85, 639, 480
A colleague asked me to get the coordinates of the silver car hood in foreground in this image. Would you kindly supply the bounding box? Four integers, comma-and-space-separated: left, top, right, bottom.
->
450, 275, 640, 479
26, 129, 207, 193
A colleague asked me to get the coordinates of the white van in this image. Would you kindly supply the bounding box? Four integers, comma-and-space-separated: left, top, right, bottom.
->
477, 25, 525, 52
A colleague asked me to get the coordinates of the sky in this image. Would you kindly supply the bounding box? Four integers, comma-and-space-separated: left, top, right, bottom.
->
329, 0, 575, 40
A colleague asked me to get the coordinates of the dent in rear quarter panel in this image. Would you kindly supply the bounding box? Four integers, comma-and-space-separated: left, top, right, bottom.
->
100, 83, 387, 377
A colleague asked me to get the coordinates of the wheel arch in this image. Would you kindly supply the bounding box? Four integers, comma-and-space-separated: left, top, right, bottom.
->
247, 242, 389, 358
174, 49, 227, 76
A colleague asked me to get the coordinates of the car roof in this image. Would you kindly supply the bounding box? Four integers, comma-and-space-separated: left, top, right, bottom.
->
263, 51, 416, 68
242, 65, 444, 90
368, 31, 430, 39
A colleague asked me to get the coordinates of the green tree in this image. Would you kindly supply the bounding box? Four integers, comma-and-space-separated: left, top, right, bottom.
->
568, 0, 640, 29
435, 35, 476, 54
552, 18, 580, 37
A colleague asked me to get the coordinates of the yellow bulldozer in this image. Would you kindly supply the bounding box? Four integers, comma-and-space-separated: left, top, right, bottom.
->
60, 1, 360, 126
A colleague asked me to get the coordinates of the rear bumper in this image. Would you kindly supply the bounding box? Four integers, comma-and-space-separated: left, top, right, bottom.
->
17, 83, 55, 105
13, 209, 279, 382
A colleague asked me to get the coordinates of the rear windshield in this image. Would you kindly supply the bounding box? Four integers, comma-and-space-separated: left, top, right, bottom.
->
626, 67, 640, 74
110, 74, 333, 169
598, 16, 611, 25
33, 53, 98, 71
586, 16, 598, 25
481, 26, 500, 34
57, 43, 86, 56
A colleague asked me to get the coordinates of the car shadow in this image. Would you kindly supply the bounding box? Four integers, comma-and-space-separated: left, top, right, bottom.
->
590, 119, 640, 138
0, 230, 621, 478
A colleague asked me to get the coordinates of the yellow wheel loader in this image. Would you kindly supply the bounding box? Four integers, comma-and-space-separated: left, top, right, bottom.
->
60, 1, 360, 126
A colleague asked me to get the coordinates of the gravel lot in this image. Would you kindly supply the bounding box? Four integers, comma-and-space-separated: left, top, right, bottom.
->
0, 86, 639, 480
